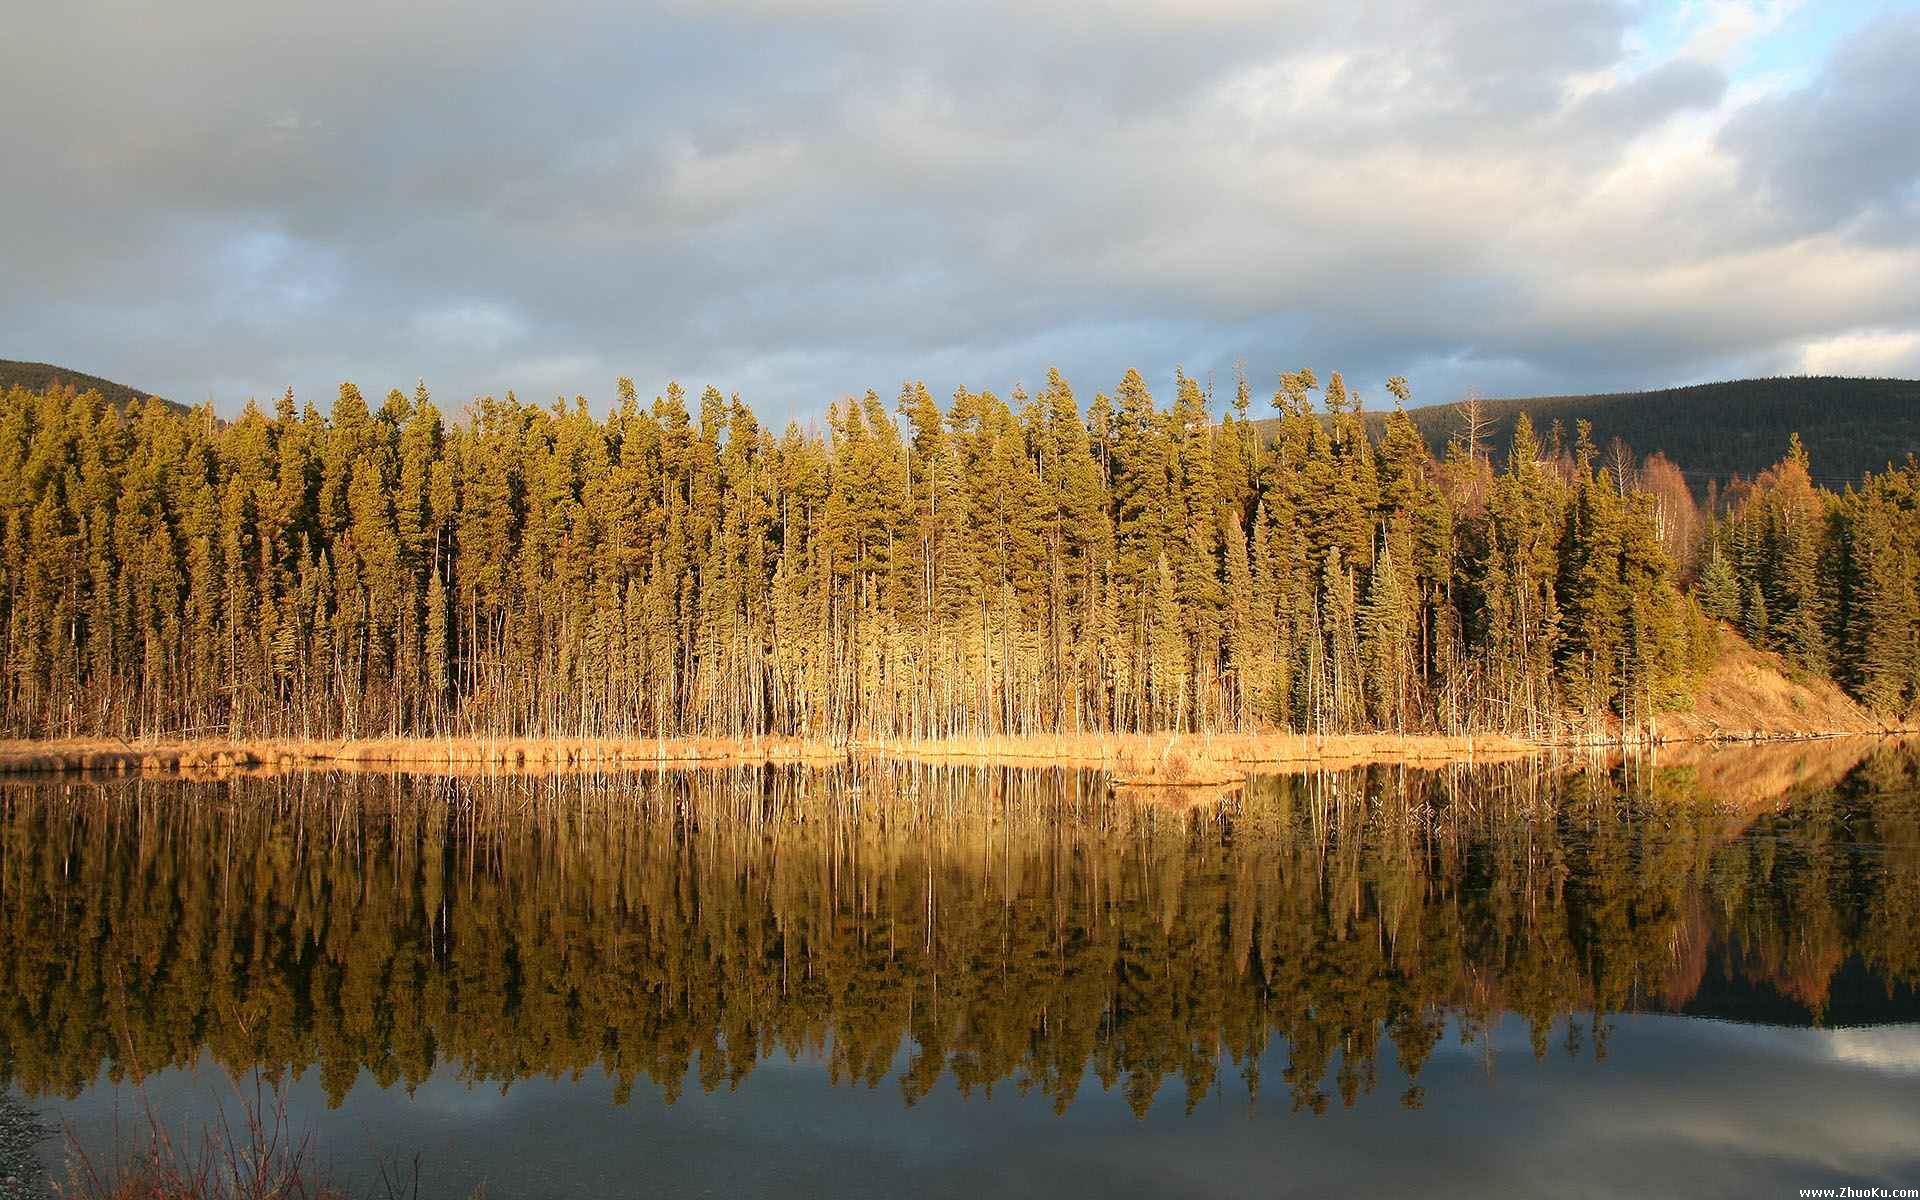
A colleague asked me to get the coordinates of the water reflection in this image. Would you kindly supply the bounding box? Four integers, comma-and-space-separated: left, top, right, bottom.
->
3, 744, 1918, 1130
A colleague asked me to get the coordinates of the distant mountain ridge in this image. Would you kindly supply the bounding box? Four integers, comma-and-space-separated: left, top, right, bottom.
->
0, 359, 184, 414
1310, 376, 1920, 490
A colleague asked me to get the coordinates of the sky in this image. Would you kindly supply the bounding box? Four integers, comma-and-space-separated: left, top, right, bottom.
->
4, 0, 1917, 419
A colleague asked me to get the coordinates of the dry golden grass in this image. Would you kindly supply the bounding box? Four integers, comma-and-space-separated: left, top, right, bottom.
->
0, 729, 1545, 781
1658, 626, 1906, 742
1106, 736, 1245, 787
0, 734, 844, 780
859, 730, 1540, 772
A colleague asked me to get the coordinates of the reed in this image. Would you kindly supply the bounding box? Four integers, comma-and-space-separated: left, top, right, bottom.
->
55, 1075, 437, 1200
60, 1084, 344, 1200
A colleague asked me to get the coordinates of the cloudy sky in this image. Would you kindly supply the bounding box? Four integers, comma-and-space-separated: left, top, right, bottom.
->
5, 0, 1917, 418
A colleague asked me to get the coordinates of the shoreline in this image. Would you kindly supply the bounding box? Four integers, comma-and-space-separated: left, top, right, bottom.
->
0, 726, 1910, 781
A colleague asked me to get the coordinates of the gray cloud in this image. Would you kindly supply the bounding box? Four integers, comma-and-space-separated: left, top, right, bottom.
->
2, 0, 1916, 415
1720, 10, 1920, 239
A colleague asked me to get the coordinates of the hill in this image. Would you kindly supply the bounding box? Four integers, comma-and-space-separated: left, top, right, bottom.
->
0, 359, 183, 414
1260, 376, 1920, 490
1658, 626, 1900, 741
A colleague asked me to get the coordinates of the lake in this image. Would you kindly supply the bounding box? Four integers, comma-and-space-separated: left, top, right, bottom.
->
4, 742, 1919, 1197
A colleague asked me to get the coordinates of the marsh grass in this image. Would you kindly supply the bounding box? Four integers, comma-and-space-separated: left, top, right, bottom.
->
1107, 736, 1246, 787
58, 1077, 425, 1200
0, 735, 843, 780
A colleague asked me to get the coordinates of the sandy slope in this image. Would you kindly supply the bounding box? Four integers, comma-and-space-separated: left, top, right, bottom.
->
1656, 627, 1906, 741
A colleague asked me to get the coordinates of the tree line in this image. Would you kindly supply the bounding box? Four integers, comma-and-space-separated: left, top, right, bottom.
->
0, 367, 1910, 742
1686, 435, 1920, 712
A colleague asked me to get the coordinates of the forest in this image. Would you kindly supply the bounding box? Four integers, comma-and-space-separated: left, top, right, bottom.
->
1333, 375, 1920, 492
0, 368, 1916, 742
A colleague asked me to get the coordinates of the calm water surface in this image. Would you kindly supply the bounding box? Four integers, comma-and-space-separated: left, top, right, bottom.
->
4, 744, 1919, 1197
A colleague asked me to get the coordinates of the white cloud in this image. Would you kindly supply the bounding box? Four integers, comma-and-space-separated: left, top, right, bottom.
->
1799, 328, 1920, 377
1680, 0, 1801, 65
1817, 1026, 1920, 1074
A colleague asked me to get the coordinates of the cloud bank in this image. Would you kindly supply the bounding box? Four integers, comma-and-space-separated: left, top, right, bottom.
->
4, 0, 1917, 414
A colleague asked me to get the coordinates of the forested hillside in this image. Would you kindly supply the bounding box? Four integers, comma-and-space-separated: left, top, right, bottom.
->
1321, 376, 1920, 490
0, 360, 179, 415
0, 368, 1914, 743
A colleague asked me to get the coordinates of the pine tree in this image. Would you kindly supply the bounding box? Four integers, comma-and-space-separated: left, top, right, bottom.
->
1359, 544, 1410, 730
1694, 536, 1740, 623
1559, 472, 1629, 717
1171, 371, 1224, 725
1744, 579, 1770, 645
1842, 492, 1919, 712
1107, 369, 1172, 727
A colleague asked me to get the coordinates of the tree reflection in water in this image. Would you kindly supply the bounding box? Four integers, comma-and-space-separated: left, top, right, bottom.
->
3, 744, 1917, 1119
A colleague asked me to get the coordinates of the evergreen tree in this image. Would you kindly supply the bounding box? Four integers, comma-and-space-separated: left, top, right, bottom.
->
1359, 545, 1410, 730
1694, 536, 1740, 623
